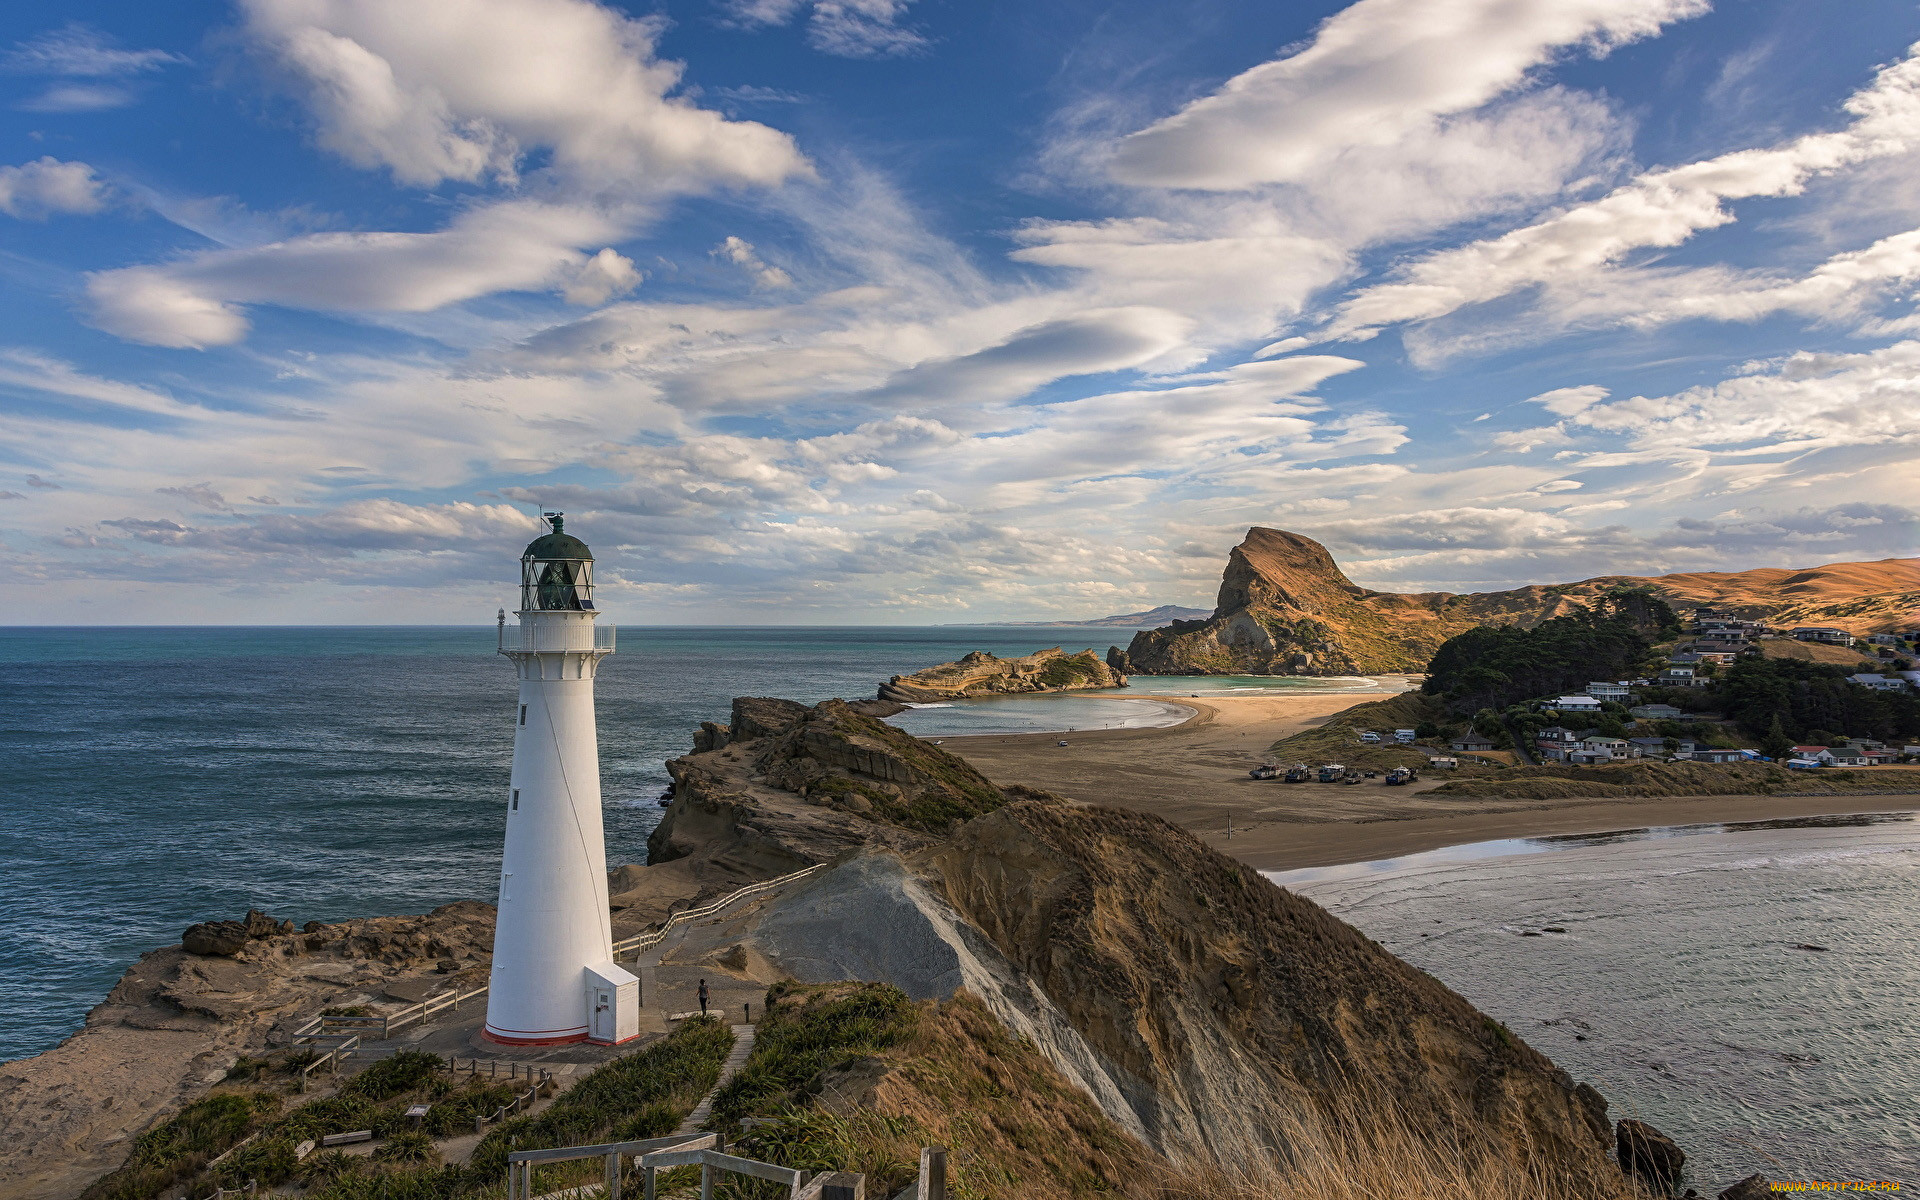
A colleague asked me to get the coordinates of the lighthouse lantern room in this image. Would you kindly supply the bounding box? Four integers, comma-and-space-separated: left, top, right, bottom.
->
485, 513, 636, 1045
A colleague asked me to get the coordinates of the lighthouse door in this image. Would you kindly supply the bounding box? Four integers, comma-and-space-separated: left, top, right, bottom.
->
590, 987, 613, 1042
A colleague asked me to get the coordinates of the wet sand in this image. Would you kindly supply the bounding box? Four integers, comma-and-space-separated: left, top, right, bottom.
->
943, 690, 1920, 871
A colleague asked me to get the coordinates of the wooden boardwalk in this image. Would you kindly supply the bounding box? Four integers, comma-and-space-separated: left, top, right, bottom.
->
676, 1024, 755, 1135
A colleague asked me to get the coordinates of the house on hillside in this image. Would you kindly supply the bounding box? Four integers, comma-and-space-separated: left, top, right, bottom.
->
1629, 703, 1685, 720
1586, 681, 1632, 701
1692, 649, 1738, 665
1553, 695, 1602, 713
1581, 736, 1629, 759
1668, 651, 1702, 664
1537, 726, 1581, 743
1567, 749, 1612, 765
1868, 633, 1900, 646
1790, 745, 1835, 764
1691, 747, 1749, 763
1535, 742, 1570, 762
1848, 673, 1910, 692
1825, 748, 1870, 766
1792, 626, 1853, 645
1628, 736, 1694, 758
1449, 735, 1497, 752
1659, 667, 1700, 686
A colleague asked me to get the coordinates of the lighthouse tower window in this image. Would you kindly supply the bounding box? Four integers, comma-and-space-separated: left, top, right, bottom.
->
511, 789, 519, 811
519, 704, 527, 726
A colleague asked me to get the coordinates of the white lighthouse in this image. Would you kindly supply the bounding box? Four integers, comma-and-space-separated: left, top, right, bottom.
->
484, 513, 637, 1046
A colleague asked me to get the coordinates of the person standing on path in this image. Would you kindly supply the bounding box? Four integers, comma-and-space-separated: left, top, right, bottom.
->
698, 979, 709, 1015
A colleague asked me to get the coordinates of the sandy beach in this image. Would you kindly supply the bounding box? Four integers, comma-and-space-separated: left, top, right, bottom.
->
942, 689, 1920, 871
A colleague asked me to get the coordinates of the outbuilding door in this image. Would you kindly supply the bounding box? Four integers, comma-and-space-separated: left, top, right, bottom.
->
590, 987, 614, 1042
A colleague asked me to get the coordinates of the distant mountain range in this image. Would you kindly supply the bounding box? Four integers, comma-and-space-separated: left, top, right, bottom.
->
945, 604, 1213, 628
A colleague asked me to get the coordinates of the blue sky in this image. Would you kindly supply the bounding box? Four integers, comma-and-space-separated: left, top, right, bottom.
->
2, 0, 1918, 623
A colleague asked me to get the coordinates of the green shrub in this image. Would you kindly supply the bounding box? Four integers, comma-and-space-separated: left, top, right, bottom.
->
346, 1051, 446, 1101
79, 1091, 280, 1200
373, 1131, 442, 1165
706, 983, 914, 1127
298, 1150, 366, 1185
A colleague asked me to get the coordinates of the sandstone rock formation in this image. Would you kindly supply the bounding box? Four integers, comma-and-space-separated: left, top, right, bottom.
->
1118, 526, 1920, 676
0, 903, 497, 1200
647, 697, 1035, 896
879, 647, 1127, 702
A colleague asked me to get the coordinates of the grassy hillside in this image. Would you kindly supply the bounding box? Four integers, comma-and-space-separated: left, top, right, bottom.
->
709, 981, 1159, 1200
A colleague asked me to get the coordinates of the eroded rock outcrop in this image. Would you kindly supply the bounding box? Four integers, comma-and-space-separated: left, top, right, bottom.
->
0, 903, 496, 1200
647, 697, 1034, 897
879, 647, 1126, 702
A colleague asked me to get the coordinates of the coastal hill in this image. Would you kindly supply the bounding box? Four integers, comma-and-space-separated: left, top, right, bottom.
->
657, 699, 1623, 1188
1113, 526, 1920, 676
878, 646, 1126, 702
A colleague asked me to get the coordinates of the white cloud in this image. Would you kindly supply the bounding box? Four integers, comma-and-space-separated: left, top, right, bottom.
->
563, 248, 642, 306
0, 157, 108, 218
1316, 41, 1920, 346
1108, 0, 1703, 190
4, 24, 183, 76
1569, 340, 1920, 453
721, 0, 923, 58
1528, 384, 1609, 416
714, 236, 793, 288
239, 0, 809, 191
85, 201, 624, 347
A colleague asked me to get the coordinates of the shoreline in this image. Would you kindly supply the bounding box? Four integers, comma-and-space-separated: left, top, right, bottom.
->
937, 689, 1920, 873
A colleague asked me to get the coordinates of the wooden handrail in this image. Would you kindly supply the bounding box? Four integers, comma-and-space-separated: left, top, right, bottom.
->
612, 864, 822, 956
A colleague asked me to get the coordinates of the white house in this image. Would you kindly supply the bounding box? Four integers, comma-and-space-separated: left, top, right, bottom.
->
1849, 673, 1909, 692
1586, 681, 1632, 701
1868, 633, 1900, 646
1554, 695, 1602, 713
1629, 703, 1685, 720
1581, 736, 1629, 759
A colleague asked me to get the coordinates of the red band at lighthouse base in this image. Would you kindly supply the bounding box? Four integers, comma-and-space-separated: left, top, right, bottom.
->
482, 1024, 590, 1046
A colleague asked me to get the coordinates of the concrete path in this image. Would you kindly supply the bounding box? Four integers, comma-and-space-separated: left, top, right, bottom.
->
676, 1024, 755, 1135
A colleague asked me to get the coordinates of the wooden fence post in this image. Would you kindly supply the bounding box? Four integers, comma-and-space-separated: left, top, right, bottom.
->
918, 1146, 947, 1200
604, 1150, 621, 1200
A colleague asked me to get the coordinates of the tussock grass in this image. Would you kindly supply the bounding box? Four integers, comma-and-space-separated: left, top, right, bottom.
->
1146, 1092, 1636, 1200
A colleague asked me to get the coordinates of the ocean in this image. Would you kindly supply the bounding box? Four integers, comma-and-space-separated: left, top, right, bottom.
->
1268, 815, 1920, 1186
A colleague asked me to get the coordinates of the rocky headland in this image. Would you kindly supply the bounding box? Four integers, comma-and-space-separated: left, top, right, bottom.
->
877, 646, 1127, 702
18, 694, 1713, 1200
1113, 526, 1920, 676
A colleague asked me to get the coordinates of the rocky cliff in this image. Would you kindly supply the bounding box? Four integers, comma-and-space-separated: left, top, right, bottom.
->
735, 802, 1622, 1190
878, 647, 1127, 702
1114, 526, 1920, 676
646, 696, 1043, 894
0, 904, 497, 1200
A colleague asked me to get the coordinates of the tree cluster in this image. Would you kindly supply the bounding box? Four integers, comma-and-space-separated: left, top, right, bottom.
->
1422, 592, 1676, 715
1715, 657, 1920, 744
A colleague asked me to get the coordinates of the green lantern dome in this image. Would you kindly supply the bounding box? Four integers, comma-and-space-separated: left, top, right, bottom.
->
519, 514, 596, 611
523, 512, 593, 561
